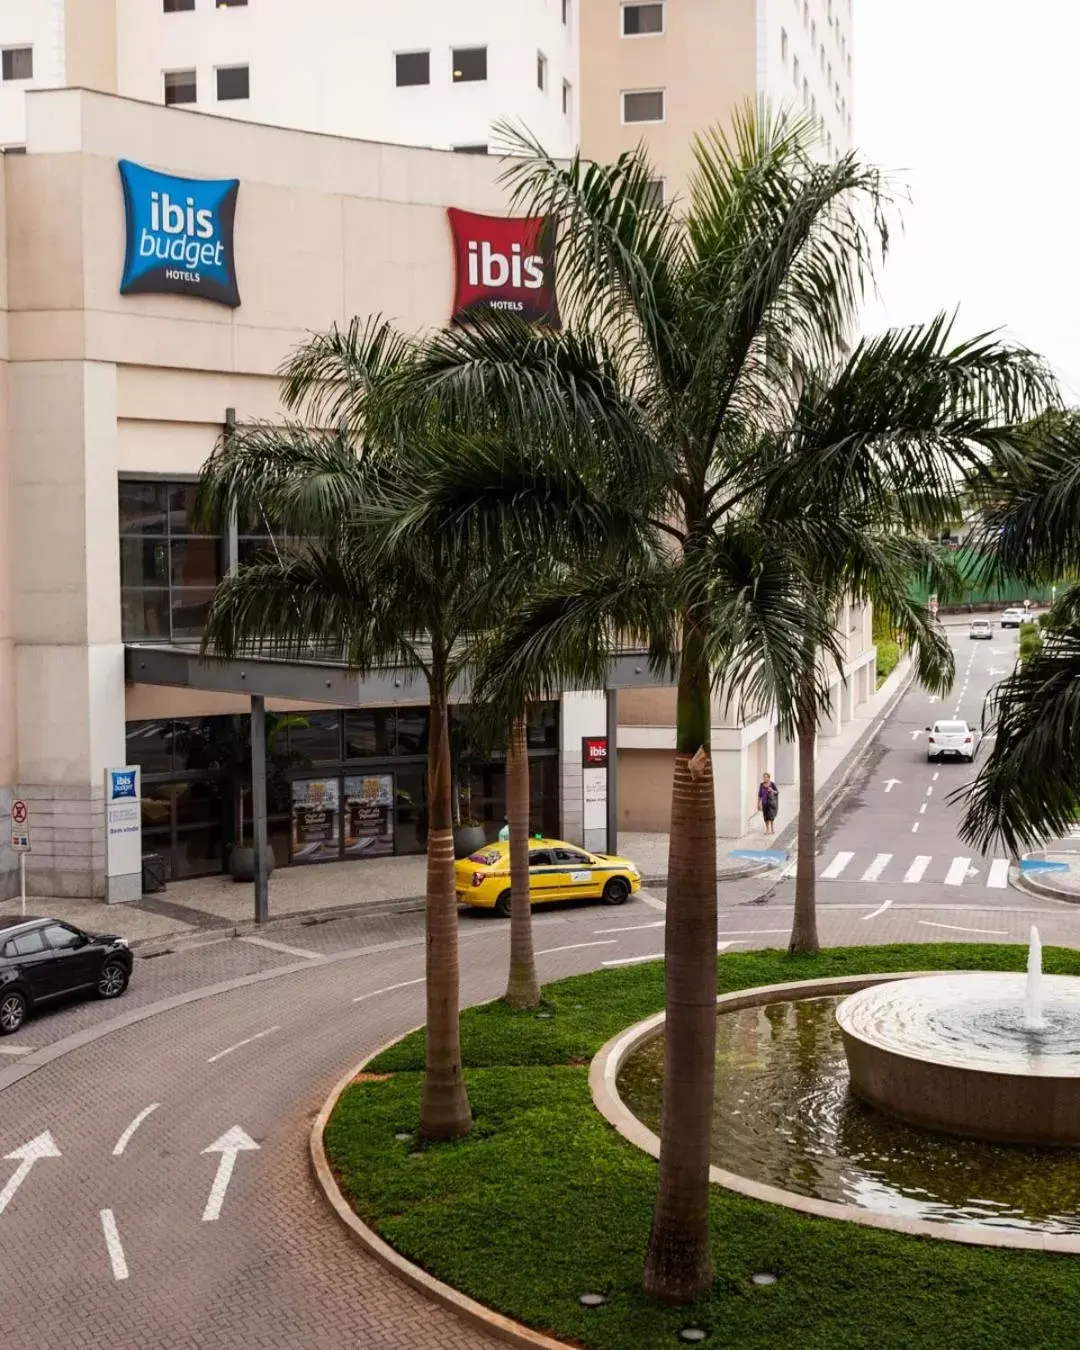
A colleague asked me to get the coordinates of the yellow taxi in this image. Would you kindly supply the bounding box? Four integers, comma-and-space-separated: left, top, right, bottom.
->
455, 837, 642, 916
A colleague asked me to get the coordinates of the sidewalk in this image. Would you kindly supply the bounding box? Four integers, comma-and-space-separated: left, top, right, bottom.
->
0, 658, 911, 945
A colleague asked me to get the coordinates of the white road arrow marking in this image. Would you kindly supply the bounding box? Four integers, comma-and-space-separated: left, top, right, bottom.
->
966, 864, 980, 879
988, 667, 1005, 676
0, 1131, 61, 1217
910, 729, 922, 740
201, 1126, 259, 1222
882, 779, 901, 793
928, 695, 940, 703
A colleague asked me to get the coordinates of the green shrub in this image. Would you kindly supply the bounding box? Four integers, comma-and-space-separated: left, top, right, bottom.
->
875, 639, 900, 687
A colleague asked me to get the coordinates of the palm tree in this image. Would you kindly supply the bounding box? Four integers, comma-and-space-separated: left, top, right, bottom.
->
360, 113, 1056, 1300
503, 714, 541, 1008
959, 414, 1080, 853
194, 323, 480, 1142
747, 319, 1049, 952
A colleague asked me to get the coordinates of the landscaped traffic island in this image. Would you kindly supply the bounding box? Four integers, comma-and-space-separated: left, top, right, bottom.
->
323, 946, 1080, 1349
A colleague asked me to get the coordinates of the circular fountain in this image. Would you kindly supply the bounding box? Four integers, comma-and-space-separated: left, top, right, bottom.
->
837, 929, 1080, 1146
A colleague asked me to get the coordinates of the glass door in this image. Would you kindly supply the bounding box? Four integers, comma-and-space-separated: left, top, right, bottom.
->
290, 778, 341, 863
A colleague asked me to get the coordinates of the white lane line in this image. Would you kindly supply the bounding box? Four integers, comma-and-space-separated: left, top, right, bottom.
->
919, 921, 1008, 936
638, 890, 667, 912
911, 822, 920, 833
99, 1209, 129, 1281
861, 899, 893, 921
904, 856, 932, 884
944, 857, 972, 887
987, 859, 1011, 889
353, 978, 424, 1004
603, 953, 662, 967
821, 851, 854, 879
926, 786, 934, 797
919, 804, 927, 815
932, 772, 940, 781
595, 921, 664, 934
207, 1025, 281, 1064
112, 1103, 160, 1157
240, 936, 322, 961
0, 1046, 32, 1056
860, 853, 892, 882
536, 940, 617, 956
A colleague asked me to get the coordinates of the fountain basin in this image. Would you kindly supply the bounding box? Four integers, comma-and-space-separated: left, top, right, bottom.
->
837, 973, 1080, 1146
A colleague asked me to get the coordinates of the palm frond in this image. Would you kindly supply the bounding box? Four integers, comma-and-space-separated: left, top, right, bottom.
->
278, 315, 415, 428
957, 631, 1080, 854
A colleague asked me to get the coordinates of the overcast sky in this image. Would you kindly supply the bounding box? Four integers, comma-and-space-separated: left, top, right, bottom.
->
855, 1, 1079, 397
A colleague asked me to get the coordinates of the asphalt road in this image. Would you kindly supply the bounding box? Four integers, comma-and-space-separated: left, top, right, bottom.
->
0, 622, 1076, 1348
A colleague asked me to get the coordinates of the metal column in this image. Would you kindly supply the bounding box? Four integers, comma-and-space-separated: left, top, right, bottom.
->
250, 694, 270, 925
605, 687, 618, 857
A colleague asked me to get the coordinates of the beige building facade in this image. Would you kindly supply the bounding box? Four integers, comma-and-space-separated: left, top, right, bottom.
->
0, 87, 874, 903
580, 0, 855, 202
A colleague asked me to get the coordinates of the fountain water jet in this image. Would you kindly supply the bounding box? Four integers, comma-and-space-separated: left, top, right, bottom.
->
1026, 925, 1047, 1031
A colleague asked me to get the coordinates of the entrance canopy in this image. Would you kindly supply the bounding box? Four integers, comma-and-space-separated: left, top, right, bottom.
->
125, 645, 672, 702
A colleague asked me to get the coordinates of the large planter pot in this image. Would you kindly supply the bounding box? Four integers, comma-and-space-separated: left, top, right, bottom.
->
229, 844, 277, 883
453, 824, 487, 859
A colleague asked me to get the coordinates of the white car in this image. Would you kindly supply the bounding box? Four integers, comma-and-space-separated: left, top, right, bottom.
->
969, 619, 992, 639
927, 720, 979, 763
1000, 608, 1026, 628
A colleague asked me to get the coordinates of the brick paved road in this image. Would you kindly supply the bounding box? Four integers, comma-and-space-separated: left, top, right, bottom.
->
0, 865, 1077, 1347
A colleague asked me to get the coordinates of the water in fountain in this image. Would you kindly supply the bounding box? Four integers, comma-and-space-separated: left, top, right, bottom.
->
1026, 925, 1047, 1032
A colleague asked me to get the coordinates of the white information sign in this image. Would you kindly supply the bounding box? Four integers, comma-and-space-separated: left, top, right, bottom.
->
105, 766, 142, 904
583, 768, 607, 834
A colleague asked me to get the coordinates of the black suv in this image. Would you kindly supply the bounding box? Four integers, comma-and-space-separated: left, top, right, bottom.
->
0, 917, 133, 1035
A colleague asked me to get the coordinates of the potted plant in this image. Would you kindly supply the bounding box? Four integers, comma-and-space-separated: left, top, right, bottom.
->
450, 714, 486, 858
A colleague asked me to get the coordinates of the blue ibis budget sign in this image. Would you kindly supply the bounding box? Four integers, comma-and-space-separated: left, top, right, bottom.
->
118, 159, 240, 307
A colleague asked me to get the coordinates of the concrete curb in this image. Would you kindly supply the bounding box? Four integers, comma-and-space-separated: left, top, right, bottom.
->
640, 858, 776, 888
775, 658, 916, 853
310, 1045, 573, 1350
590, 972, 1078, 1255
1010, 867, 1080, 906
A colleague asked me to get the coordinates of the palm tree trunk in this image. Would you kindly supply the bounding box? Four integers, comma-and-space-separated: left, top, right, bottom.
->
419, 660, 473, 1141
504, 714, 541, 1009
642, 621, 717, 1304
789, 694, 820, 955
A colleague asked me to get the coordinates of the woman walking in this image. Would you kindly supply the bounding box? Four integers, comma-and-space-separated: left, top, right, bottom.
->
757, 773, 779, 836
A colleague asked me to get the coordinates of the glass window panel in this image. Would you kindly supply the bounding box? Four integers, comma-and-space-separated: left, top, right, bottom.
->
42, 923, 82, 950
623, 89, 664, 122
343, 774, 395, 857
452, 47, 487, 82
288, 712, 342, 765
622, 4, 664, 35
167, 482, 209, 535
170, 537, 222, 588
2, 47, 33, 81
395, 51, 429, 86
344, 709, 393, 759
170, 588, 216, 640
216, 64, 250, 100
126, 720, 174, 775
11, 930, 47, 955
172, 781, 225, 879
163, 69, 197, 104
119, 481, 167, 535
527, 702, 559, 749
393, 766, 427, 854
122, 589, 170, 640
393, 708, 429, 755
121, 537, 169, 587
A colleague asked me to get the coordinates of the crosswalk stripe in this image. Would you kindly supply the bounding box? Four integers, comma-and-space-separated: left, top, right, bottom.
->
903, 855, 932, 884
821, 851, 854, 879
860, 853, 892, 882
987, 859, 1010, 889
944, 856, 972, 886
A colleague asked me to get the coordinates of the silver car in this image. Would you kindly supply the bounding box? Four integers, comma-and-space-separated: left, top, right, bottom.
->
969, 619, 992, 639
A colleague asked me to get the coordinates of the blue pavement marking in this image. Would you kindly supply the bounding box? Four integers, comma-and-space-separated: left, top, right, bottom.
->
728, 849, 787, 865
1020, 859, 1071, 873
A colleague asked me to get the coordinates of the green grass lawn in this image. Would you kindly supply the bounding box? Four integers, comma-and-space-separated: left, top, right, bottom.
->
325, 945, 1080, 1349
